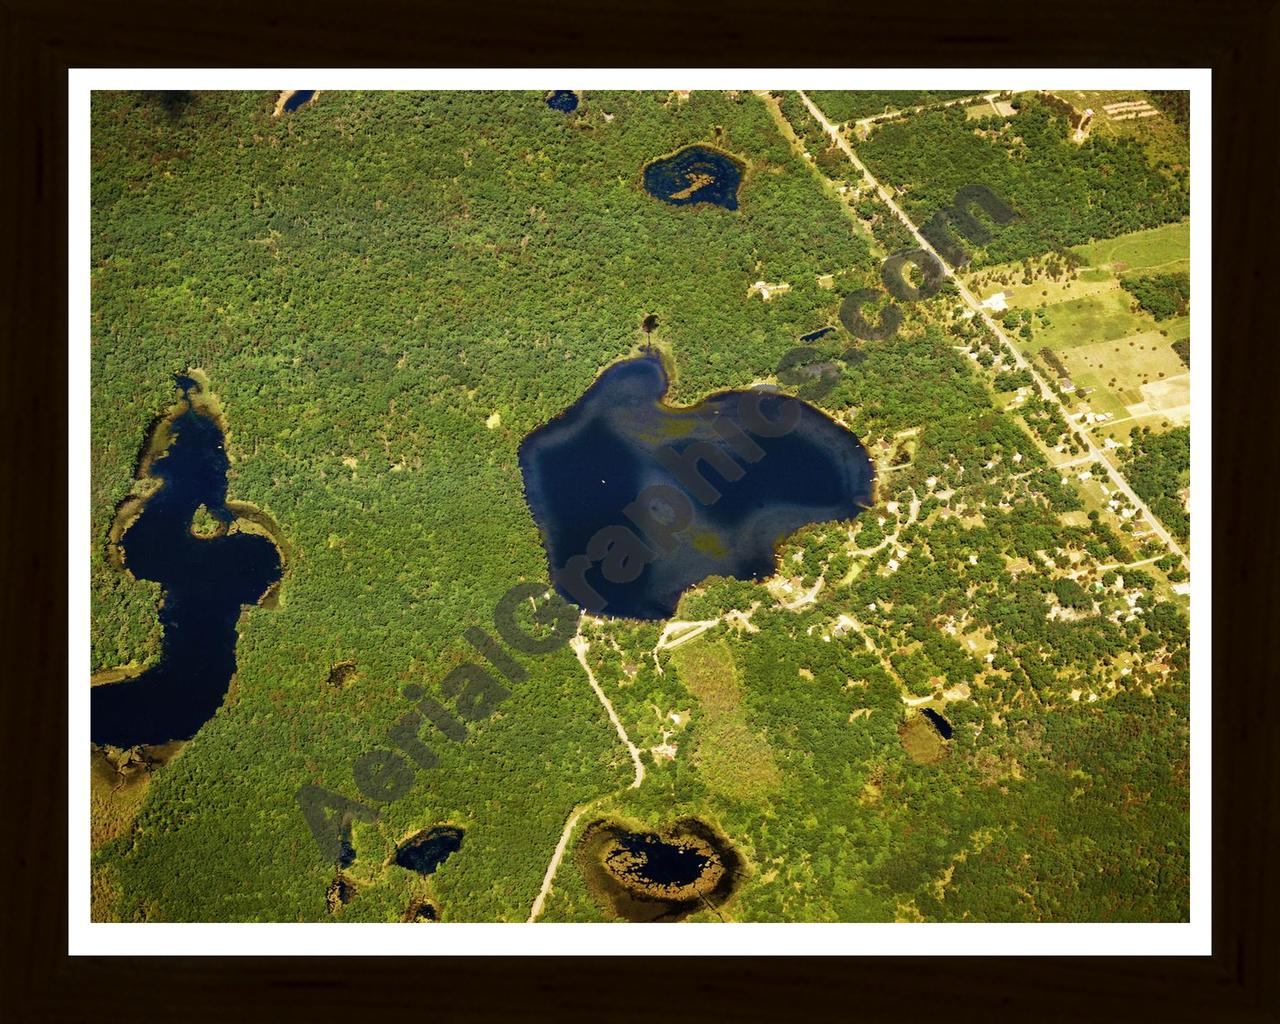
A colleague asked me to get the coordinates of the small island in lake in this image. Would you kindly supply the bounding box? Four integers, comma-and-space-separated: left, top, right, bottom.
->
643, 145, 745, 210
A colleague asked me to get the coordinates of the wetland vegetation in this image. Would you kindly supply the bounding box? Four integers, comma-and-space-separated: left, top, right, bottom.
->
91, 377, 282, 749
575, 817, 742, 921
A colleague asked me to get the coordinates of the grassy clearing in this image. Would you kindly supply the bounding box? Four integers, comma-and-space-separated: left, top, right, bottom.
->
1058, 333, 1188, 425
899, 713, 947, 765
1071, 221, 1190, 275
969, 223, 1191, 438
668, 638, 780, 802
1035, 290, 1143, 349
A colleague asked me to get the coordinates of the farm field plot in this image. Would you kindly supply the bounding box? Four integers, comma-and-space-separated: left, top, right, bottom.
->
1072, 221, 1190, 276
1059, 335, 1189, 432
1034, 290, 1144, 349
965, 220, 1190, 440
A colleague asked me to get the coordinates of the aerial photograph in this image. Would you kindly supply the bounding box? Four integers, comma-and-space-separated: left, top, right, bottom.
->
87, 86, 1194, 926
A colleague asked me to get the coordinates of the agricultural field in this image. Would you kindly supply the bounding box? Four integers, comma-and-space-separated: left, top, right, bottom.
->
964, 221, 1192, 442
1073, 220, 1191, 276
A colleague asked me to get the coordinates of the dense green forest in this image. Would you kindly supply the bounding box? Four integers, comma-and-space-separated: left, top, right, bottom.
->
1120, 272, 1191, 320
542, 298, 1190, 923
90, 89, 1190, 923
90, 89, 879, 921
852, 95, 1189, 267
1120, 426, 1192, 544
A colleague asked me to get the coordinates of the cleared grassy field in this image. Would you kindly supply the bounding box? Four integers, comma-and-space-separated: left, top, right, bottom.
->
1059, 333, 1186, 412
1036, 290, 1143, 349
668, 638, 780, 802
1071, 221, 1190, 275
1003, 271, 1116, 308
968, 222, 1191, 440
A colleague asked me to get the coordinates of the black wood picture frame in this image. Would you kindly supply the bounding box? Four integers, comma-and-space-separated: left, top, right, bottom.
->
3, 0, 1275, 1018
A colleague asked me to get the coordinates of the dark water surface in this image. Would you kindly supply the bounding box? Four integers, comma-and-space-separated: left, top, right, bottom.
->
91, 380, 281, 748
283, 90, 315, 112
800, 326, 835, 342
393, 827, 464, 875
921, 707, 954, 739
609, 831, 710, 887
643, 145, 744, 210
518, 353, 874, 619
546, 90, 579, 112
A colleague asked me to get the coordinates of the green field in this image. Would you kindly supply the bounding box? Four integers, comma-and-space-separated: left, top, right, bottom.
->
1071, 221, 1191, 275
1036, 290, 1144, 349
966, 220, 1191, 439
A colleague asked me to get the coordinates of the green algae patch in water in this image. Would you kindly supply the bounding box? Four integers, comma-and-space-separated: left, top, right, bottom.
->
642, 145, 744, 210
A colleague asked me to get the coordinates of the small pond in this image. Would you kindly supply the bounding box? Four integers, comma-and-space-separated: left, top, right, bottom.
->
393, 826, 465, 875
576, 818, 742, 922
800, 326, 835, 342
283, 90, 315, 112
518, 352, 874, 619
921, 707, 954, 739
642, 145, 744, 210
546, 90, 579, 112
91, 377, 282, 749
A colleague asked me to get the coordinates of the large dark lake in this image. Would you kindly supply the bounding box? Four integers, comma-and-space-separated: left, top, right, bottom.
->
91, 380, 281, 748
643, 145, 744, 210
518, 353, 874, 620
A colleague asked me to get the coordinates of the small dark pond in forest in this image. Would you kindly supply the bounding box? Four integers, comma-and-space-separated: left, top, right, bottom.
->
283, 90, 315, 112
642, 145, 744, 210
91, 376, 281, 749
393, 826, 465, 875
800, 326, 835, 342
921, 707, 954, 739
576, 818, 742, 922
546, 90, 579, 112
611, 830, 710, 887
518, 352, 874, 619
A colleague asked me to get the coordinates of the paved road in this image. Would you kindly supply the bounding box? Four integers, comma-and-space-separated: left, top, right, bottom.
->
797, 91, 1189, 569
